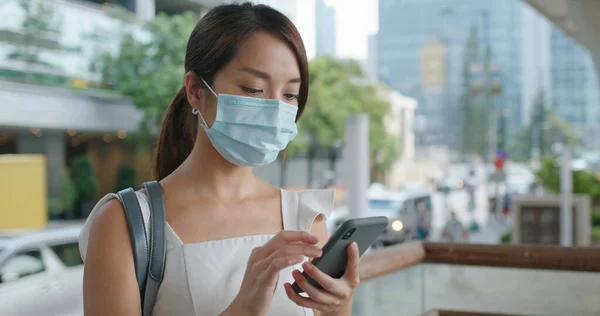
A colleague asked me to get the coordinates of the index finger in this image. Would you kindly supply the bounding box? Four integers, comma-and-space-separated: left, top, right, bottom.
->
263, 231, 319, 253
273, 230, 319, 244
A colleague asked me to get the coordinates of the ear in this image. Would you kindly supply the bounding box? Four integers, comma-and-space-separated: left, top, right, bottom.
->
184, 72, 204, 111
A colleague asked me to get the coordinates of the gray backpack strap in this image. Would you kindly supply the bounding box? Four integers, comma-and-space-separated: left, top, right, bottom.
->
141, 181, 167, 316
116, 187, 149, 293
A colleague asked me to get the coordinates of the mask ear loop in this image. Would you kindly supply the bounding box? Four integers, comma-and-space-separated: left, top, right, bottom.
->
200, 77, 218, 97
192, 77, 218, 130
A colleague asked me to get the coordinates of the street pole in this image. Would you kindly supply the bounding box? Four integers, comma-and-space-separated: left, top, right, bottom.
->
559, 144, 573, 246
346, 114, 370, 219
481, 10, 491, 183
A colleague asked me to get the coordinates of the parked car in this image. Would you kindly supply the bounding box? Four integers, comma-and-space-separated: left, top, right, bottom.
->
327, 186, 433, 246
0, 225, 84, 316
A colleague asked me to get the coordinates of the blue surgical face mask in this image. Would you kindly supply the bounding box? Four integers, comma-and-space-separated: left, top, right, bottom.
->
193, 77, 299, 167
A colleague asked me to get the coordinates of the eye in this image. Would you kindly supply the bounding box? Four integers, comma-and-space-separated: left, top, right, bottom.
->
284, 93, 299, 101
242, 86, 262, 95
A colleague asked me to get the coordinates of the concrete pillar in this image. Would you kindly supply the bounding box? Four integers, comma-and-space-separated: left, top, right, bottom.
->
560, 145, 573, 246
134, 0, 155, 21
345, 114, 370, 219
18, 130, 66, 200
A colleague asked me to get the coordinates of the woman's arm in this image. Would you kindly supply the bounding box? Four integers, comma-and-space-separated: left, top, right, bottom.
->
83, 199, 142, 316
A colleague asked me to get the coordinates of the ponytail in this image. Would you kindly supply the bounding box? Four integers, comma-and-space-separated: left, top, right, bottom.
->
153, 87, 197, 180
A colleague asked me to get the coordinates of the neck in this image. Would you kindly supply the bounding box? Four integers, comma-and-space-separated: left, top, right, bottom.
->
173, 133, 257, 199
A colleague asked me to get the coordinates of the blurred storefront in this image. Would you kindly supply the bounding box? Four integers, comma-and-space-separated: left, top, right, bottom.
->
0, 0, 225, 202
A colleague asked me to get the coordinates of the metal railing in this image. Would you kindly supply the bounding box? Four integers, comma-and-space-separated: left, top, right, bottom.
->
354, 241, 600, 316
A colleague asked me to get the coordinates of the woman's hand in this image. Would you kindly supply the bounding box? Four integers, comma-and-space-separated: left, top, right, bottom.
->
222, 230, 323, 316
283, 242, 360, 316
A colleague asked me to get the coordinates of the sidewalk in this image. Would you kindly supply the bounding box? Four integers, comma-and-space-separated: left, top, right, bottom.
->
468, 218, 508, 244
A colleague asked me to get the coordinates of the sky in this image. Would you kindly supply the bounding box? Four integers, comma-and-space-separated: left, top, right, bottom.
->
263, 0, 379, 61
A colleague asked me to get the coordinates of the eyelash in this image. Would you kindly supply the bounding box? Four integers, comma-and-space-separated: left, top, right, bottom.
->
241, 87, 299, 101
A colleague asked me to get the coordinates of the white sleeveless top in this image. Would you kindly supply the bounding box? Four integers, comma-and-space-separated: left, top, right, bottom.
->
79, 189, 334, 316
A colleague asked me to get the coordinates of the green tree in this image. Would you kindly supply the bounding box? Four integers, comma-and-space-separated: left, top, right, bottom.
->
536, 157, 600, 205
288, 56, 398, 182
71, 156, 98, 218
457, 26, 485, 155
115, 163, 137, 191
9, 0, 61, 81
509, 90, 579, 161
100, 11, 197, 144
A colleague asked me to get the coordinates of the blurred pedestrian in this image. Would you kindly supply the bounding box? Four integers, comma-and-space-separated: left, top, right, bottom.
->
415, 200, 431, 240
441, 211, 468, 243
441, 211, 469, 282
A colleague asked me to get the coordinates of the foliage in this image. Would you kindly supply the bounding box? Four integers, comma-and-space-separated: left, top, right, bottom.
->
99, 12, 197, 144
289, 56, 399, 177
371, 134, 400, 183
509, 90, 580, 161
48, 169, 77, 216
47, 198, 62, 216
71, 156, 97, 203
60, 169, 78, 212
457, 26, 485, 155
536, 157, 600, 206
500, 231, 511, 244
10, 0, 61, 81
593, 227, 600, 242
592, 209, 600, 227
115, 163, 137, 191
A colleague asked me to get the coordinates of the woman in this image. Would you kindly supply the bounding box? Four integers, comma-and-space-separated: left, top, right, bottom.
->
78, 3, 359, 316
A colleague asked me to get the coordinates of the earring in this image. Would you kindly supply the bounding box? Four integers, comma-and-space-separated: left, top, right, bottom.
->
192, 108, 199, 115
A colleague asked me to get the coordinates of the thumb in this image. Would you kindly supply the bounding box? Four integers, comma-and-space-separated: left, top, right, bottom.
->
342, 242, 360, 286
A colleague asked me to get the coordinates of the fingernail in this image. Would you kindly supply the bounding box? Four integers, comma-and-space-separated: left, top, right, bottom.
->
352, 242, 359, 250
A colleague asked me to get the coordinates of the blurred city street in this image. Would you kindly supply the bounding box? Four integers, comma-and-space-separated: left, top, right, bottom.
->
429, 163, 507, 244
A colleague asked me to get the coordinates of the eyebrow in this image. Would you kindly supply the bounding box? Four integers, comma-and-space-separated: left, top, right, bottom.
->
239, 67, 301, 84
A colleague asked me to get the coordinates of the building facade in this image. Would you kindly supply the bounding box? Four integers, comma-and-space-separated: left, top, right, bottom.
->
550, 27, 600, 148
315, 0, 336, 57
0, 0, 223, 201
520, 2, 552, 125
377, 0, 524, 151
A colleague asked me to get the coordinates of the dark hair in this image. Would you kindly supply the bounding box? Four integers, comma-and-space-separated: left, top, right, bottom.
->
154, 2, 309, 180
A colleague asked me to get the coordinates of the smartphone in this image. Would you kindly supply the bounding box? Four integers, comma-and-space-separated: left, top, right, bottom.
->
291, 216, 389, 294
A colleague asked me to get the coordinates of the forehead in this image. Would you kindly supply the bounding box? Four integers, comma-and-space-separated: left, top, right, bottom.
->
227, 31, 300, 79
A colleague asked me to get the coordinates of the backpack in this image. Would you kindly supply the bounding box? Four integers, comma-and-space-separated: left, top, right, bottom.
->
116, 181, 167, 316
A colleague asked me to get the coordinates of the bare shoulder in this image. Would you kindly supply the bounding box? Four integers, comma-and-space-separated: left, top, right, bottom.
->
84, 198, 141, 316
87, 199, 130, 255
90, 198, 125, 230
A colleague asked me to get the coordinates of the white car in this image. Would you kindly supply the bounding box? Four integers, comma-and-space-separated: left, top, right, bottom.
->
328, 186, 433, 246
0, 225, 84, 316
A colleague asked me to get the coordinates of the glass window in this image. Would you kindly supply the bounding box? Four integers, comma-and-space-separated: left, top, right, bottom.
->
50, 242, 83, 267
0, 249, 45, 283
369, 199, 401, 210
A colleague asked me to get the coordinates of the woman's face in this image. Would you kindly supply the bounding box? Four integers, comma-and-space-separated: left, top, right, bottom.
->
187, 31, 302, 127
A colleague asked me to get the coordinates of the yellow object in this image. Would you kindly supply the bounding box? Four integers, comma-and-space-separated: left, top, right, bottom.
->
0, 154, 47, 230
71, 78, 89, 89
